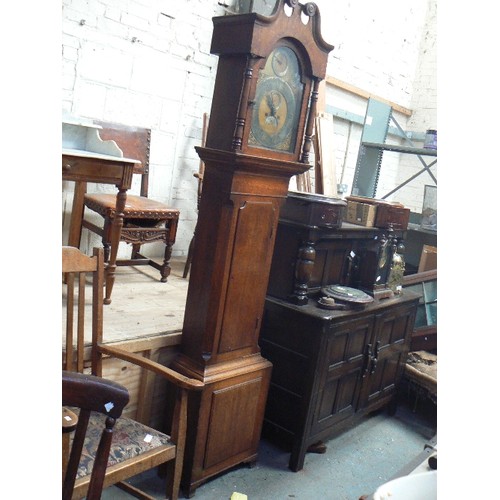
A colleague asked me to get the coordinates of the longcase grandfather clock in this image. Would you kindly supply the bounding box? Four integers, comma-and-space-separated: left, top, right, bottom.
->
171, 1, 333, 495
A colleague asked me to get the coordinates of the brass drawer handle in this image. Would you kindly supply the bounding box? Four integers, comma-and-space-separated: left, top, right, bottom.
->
63, 163, 72, 171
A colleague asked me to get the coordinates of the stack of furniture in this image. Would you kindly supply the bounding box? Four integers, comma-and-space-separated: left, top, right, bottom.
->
63, 119, 180, 304
259, 192, 420, 471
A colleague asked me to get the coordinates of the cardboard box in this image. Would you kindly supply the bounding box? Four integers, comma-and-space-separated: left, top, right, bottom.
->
345, 200, 377, 227
418, 244, 437, 272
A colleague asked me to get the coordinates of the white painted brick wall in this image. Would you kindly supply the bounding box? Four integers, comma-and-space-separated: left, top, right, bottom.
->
315, 0, 436, 212
390, 0, 437, 212
62, 0, 223, 260
62, 0, 436, 260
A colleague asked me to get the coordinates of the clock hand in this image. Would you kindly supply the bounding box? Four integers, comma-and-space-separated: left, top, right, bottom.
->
266, 94, 276, 116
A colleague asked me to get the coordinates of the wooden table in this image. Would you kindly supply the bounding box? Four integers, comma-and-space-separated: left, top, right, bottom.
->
62, 148, 138, 303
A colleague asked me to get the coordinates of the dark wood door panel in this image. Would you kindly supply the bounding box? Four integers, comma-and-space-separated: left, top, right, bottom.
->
311, 369, 361, 433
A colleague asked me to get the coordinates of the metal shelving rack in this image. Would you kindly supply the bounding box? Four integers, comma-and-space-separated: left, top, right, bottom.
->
352, 98, 437, 199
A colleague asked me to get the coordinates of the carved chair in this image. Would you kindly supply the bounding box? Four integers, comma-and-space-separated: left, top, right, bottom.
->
62, 246, 204, 499
81, 122, 180, 303
62, 370, 130, 500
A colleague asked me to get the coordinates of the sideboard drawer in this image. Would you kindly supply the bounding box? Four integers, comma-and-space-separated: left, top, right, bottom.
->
280, 191, 346, 229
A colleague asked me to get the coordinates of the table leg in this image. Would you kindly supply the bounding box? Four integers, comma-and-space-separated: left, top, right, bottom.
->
68, 181, 87, 248
104, 188, 127, 304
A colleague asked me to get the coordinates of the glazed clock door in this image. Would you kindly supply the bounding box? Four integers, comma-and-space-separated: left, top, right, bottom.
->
249, 45, 305, 155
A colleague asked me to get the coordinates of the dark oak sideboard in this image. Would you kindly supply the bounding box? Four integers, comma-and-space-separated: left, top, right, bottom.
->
259, 292, 419, 472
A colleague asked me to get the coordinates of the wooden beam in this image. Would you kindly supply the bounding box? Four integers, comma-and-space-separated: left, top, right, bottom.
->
325, 76, 413, 117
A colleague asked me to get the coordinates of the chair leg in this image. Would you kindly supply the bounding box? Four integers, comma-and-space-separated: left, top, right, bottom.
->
164, 460, 179, 500
165, 389, 188, 500
131, 243, 141, 259
102, 220, 112, 263
160, 242, 173, 283
62, 433, 70, 482
102, 243, 111, 263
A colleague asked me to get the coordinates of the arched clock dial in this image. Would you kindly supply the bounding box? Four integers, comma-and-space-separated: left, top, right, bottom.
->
249, 45, 304, 153
253, 77, 295, 150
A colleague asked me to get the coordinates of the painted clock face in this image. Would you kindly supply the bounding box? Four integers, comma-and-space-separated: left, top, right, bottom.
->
249, 46, 304, 153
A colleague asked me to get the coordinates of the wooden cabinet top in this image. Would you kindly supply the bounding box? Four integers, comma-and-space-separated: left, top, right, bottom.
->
265, 291, 420, 323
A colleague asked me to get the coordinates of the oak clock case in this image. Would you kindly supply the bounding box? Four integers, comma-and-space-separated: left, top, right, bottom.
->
172, 1, 334, 496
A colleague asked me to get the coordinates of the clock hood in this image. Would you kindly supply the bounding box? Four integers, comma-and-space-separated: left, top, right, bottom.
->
210, 0, 333, 80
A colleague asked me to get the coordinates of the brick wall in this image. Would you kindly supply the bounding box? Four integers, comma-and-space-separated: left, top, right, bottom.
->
395, 0, 437, 212
62, 0, 225, 259
62, 0, 437, 258
317, 0, 437, 211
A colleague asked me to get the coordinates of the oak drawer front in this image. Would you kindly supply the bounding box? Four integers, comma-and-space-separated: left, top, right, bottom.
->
309, 203, 344, 228
280, 193, 345, 229
62, 155, 133, 187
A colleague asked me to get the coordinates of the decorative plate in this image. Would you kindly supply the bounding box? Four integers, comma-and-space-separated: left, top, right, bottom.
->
321, 285, 374, 304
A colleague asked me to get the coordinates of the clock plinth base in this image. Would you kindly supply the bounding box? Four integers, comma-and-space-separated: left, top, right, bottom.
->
172, 353, 272, 498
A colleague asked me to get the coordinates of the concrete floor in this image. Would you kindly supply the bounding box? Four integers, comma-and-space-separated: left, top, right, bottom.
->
102, 392, 436, 500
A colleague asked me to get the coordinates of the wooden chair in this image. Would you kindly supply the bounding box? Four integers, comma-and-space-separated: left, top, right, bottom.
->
62, 246, 204, 499
81, 122, 180, 304
62, 370, 130, 500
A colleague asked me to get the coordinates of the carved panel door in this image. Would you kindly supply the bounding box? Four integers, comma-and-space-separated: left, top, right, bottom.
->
310, 316, 373, 435
359, 303, 416, 410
